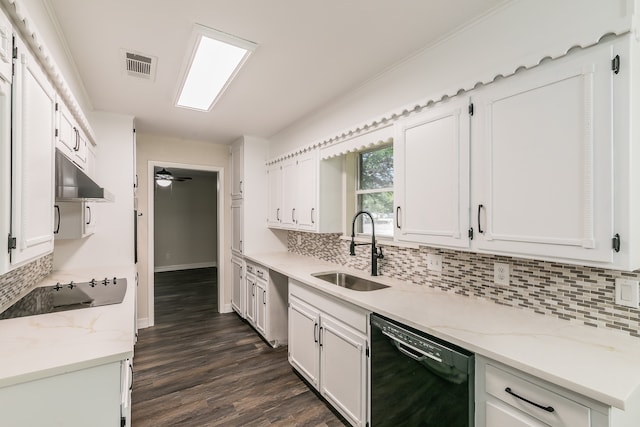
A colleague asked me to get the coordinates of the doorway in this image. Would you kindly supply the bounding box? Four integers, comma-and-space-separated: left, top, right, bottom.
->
146, 161, 225, 327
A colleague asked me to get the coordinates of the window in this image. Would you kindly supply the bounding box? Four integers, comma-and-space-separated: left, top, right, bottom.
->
356, 145, 393, 237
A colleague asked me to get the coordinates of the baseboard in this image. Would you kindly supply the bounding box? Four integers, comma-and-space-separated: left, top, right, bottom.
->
137, 317, 150, 329
154, 261, 217, 273
221, 303, 233, 314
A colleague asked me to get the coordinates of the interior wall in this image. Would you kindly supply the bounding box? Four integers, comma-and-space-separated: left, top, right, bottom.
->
268, 0, 631, 157
136, 133, 231, 325
54, 112, 135, 270
154, 172, 218, 271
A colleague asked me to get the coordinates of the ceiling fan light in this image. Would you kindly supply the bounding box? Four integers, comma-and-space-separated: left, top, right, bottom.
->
156, 178, 172, 187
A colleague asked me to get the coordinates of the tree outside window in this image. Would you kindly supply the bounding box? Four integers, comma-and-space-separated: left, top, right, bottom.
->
356, 145, 393, 237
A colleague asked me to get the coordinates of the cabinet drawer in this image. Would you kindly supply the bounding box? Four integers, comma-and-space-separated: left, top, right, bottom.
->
485, 364, 590, 427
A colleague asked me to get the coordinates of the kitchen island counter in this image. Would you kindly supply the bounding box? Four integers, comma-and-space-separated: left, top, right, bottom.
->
0, 264, 136, 388
245, 251, 640, 412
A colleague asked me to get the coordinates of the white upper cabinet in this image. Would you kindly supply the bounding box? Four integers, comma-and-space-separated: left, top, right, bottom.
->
394, 96, 471, 248
0, 7, 11, 83
471, 41, 616, 264
9, 35, 56, 268
267, 148, 341, 233
56, 100, 89, 169
266, 162, 282, 227
230, 141, 243, 199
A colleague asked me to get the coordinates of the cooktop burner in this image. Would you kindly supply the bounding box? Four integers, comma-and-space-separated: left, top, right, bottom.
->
0, 278, 127, 320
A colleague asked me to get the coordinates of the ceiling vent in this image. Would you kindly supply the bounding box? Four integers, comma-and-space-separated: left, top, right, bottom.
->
121, 49, 157, 81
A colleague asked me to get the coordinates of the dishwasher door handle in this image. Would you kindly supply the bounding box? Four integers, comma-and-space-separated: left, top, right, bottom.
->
382, 330, 443, 363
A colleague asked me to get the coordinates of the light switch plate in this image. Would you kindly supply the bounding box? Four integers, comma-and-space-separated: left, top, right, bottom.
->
615, 278, 640, 308
494, 262, 510, 286
426, 254, 443, 272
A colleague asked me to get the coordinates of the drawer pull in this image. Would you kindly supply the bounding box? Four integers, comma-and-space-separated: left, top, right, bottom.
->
505, 387, 555, 413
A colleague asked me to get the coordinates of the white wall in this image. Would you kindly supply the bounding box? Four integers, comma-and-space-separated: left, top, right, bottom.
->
154, 172, 218, 271
53, 112, 135, 269
269, 0, 634, 157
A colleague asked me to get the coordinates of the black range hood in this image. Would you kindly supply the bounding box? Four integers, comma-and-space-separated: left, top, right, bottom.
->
55, 149, 115, 202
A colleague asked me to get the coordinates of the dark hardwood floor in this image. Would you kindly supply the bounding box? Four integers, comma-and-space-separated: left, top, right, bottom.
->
132, 267, 348, 426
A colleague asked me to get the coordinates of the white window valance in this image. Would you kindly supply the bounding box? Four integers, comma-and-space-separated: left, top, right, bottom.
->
319, 125, 394, 160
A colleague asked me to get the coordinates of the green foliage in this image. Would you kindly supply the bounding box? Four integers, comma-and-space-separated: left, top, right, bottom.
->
359, 145, 393, 190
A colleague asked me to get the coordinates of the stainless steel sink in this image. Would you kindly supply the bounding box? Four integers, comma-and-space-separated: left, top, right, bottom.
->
311, 272, 389, 291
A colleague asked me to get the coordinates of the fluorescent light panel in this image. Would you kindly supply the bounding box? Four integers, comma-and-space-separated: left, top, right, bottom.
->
177, 25, 256, 111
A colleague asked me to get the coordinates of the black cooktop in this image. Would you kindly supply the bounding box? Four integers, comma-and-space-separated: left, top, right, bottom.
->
0, 278, 127, 320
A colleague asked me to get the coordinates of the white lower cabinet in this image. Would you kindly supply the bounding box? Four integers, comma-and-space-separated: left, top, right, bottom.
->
242, 261, 288, 347
475, 356, 640, 427
231, 256, 244, 317
0, 360, 129, 427
288, 280, 368, 427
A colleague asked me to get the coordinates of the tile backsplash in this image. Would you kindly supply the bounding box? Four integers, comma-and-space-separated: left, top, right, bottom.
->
0, 254, 53, 312
288, 231, 640, 338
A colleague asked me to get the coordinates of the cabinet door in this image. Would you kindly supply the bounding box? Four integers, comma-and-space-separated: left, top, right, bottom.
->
0, 9, 11, 82
320, 314, 368, 427
472, 43, 614, 263
395, 97, 471, 248
280, 157, 298, 228
288, 296, 321, 388
56, 101, 76, 159
84, 203, 96, 236
485, 401, 546, 427
86, 142, 98, 179
255, 279, 267, 336
74, 127, 88, 165
296, 150, 318, 231
120, 359, 133, 427
267, 162, 282, 227
231, 199, 243, 254
230, 141, 243, 199
10, 37, 55, 267
231, 257, 244, 317
245, 273, 256, 325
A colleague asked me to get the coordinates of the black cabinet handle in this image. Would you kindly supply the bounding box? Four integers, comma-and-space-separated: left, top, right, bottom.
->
263, 290, 266, 305
129, 363, 134, 391
396, 206, 401, 229
311, 208, 315, 224
314, 323, 318, 343
505, 387, 554, 413
276, 208, 280, 221
613, 233, 621, 252
478, 204, 484, 234
54, 205, 60, 234
292, 208, 296, 223
85, 205, 92, 225
319, 326, 323, 347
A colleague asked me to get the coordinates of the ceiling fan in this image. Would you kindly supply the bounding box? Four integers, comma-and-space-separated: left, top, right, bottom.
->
155, 168, 193, 187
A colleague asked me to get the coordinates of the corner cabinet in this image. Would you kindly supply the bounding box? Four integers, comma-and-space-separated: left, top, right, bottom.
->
288, 280, 369, 427
471, 40, 616, 264
267, 148, 342, 233
394, 96, 471, 248
9, 34, 56, 268
0, 359, 131, 427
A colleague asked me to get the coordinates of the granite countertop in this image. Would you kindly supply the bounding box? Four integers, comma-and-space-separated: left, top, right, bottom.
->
245, 251, 640, 411
0, 265, 136, 388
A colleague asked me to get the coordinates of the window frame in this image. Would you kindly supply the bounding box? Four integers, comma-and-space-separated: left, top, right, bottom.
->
354, 144, 394, 238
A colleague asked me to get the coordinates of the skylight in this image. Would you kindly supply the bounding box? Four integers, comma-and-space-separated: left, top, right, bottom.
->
176, 25, 257, 111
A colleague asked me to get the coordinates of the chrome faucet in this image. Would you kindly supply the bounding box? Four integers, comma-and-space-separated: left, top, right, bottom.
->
350, 210, 384, 276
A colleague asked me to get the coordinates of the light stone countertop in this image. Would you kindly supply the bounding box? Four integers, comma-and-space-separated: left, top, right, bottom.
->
0, 264, 136, 388
244, 251, 640, 411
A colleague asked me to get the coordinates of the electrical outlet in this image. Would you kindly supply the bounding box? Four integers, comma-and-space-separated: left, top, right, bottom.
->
426, 254, 443, 272
494, 262, 509, 286
615, 278, 640, 308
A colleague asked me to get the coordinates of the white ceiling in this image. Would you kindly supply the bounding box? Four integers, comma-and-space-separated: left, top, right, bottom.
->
47, 0, 506, 145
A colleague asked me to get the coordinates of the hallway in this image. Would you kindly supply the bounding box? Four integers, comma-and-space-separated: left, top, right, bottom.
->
131, 268, 347, 426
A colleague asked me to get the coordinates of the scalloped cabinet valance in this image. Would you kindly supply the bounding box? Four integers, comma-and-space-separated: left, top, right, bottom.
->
319, 125, 393, 160
267, 0, 635, 166
1, 0, 97, 144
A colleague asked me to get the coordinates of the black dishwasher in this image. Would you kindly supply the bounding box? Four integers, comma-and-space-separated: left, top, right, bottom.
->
370, 314, 474, 426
